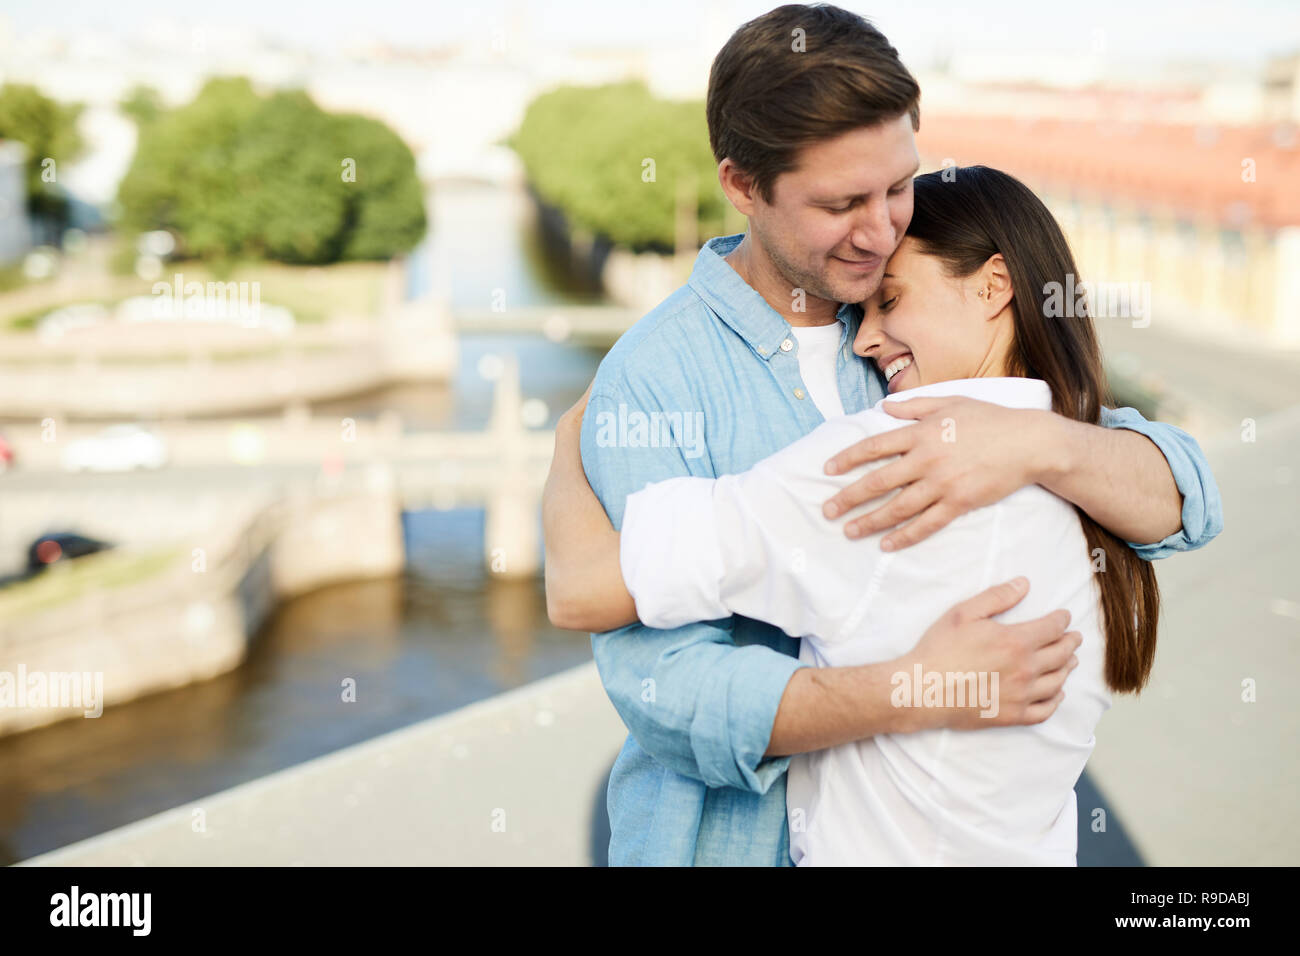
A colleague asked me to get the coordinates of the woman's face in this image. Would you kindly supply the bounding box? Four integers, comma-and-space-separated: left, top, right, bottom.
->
852, 236, 1012, 394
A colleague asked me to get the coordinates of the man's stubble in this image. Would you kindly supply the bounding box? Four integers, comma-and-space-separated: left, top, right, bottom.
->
752, 216, 879, 312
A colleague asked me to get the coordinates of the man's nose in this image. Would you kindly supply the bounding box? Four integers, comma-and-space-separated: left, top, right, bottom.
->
849, 195, 896, 255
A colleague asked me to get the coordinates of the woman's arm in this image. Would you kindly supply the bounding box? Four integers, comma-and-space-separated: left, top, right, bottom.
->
545, 388, 891, 638
542, 384, 639, 632
624, 418, 881, 638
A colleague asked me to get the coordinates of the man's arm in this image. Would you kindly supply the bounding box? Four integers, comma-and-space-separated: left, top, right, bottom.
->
821, 397, 1223, 557
1036, 411, 1180, 544
1086, 405, 1224, 559
768, 580, 1079, 754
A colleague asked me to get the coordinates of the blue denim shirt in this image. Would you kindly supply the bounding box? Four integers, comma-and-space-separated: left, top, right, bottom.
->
580, 233, 1224, 867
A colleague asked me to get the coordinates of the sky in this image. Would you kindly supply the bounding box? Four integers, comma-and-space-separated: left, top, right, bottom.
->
1, 0, 1296, 67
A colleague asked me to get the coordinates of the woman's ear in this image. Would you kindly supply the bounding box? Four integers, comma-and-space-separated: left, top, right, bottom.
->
980, 253, 1013, 316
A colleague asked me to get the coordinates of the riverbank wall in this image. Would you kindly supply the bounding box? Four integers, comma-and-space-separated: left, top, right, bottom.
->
0, 482, 404, 737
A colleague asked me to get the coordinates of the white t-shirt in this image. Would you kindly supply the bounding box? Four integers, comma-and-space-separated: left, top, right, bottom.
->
790, 322, 846, 420
618, 377, 1111, 866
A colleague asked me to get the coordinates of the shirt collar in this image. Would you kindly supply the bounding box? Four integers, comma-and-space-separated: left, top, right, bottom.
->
879, 377, 1054, 411
688, 233, 861, 362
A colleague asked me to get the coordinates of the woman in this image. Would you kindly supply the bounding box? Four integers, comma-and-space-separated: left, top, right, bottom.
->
544, 166, 1159, 865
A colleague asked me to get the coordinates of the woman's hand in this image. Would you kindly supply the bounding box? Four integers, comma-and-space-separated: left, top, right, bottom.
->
542, 380, 640, 633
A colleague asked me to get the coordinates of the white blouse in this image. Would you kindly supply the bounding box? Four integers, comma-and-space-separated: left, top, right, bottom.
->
619, 377, 1111, 866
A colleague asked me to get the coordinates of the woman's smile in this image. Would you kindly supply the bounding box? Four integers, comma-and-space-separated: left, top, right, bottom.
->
880, 352, 915, 392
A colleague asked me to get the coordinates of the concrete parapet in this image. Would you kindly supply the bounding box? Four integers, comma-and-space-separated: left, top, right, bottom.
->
18, 660, 623, 866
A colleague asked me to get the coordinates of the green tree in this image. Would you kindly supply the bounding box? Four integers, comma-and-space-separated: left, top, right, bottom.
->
0, 82, 85, 224
509, 82, 726, 251
120, 85, 165, 128
117, 77, 426, 264
332, 113, 427, 260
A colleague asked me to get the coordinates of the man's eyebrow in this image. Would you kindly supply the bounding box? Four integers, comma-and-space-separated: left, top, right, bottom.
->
814, 165, 920, 203
890, 162, 920, 188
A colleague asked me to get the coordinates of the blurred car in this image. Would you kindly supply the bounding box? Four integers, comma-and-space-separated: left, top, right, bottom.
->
26, 531, 113, 573
61, 424, 169, 473
0, 431, 12, 473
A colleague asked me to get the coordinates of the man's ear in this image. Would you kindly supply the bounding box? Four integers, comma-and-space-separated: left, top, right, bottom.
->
718, 159, 758, 218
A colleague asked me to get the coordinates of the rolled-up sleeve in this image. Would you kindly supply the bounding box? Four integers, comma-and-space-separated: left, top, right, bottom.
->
621, 420, 879, 641
621, 476, 728, 630
582, 384, 807, 792
1100, 405, 1224, 560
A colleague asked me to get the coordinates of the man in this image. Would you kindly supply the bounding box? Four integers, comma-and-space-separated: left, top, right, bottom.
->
547, 4, 1222, 866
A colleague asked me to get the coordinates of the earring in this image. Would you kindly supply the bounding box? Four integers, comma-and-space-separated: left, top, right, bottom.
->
977, 289, 987, 298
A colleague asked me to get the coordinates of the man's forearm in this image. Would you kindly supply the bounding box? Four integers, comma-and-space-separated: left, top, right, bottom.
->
765, 663, 924, 757
1033, 411, 1182, 545
765, 576, 1081, 756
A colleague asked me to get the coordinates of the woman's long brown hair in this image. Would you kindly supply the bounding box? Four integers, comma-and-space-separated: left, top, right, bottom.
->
906, 166, 1159, 694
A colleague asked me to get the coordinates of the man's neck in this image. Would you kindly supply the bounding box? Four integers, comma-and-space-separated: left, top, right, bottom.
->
723, 234, 841, 327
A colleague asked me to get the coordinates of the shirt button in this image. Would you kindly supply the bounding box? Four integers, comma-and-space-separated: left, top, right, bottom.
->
780, 338, 794, 352
794, 388, 805, 400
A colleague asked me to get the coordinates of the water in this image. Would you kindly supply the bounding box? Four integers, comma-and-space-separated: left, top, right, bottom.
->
0, 180, 607, 864
408, 179, 605, 308
315, 180, 607, 431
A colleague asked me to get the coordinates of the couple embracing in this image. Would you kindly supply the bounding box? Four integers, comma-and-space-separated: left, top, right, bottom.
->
543, 3, 1222, 866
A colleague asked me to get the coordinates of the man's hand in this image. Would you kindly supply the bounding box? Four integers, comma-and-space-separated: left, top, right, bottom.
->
822, 396, 1050, 550
896, 577, 1080, 731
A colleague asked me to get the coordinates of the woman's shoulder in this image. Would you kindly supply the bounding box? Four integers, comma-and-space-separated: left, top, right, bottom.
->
765, 411, 900, 469
871, 377, 1054, 412
744, 411, 908, 500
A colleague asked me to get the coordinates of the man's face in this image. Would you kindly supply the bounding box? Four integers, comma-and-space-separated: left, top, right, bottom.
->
748, 114, 919, 306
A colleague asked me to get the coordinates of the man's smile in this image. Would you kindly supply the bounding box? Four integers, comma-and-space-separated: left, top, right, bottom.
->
832, 254, 882, 274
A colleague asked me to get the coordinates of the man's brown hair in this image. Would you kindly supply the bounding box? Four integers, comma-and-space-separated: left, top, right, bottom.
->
707, 3, 921, 204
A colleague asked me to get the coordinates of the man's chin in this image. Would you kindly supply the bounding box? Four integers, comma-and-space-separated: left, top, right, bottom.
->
822, 260, 883, 302
825, 277, 881, 307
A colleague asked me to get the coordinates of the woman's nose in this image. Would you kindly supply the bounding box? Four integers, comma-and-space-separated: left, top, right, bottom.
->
853, 315, 882, 358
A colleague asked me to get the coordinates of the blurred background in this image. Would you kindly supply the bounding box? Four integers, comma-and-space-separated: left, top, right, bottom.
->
0, 0, 1296, 867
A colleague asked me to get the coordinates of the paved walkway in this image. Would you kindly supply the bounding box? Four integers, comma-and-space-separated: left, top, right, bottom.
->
1081, 319, 1300, 865
1084, 401, 1300, 864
